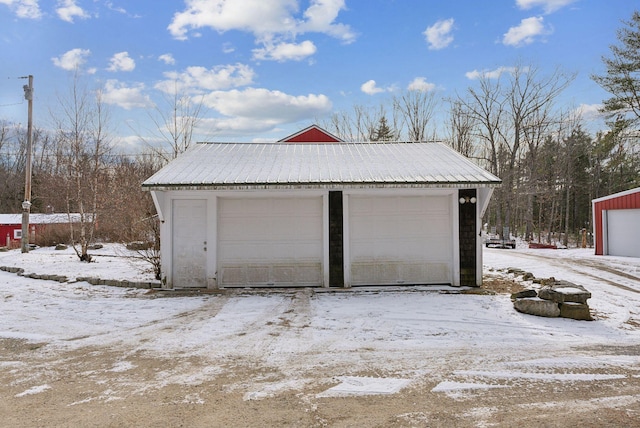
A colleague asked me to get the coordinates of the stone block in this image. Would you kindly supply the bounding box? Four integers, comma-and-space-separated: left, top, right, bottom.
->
538, 281, 591, 304
514, 298, 560, 318
522, 272, 535, 281
559, 302, 592, 321
511, 289, 537, 300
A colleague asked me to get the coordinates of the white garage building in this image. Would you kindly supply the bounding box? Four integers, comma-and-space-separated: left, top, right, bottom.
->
142, 142, 501, 289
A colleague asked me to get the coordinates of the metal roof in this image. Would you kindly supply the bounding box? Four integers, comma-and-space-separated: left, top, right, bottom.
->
142, 142, 502, 190
0, 213, 86, 225
592, 186, 640, 203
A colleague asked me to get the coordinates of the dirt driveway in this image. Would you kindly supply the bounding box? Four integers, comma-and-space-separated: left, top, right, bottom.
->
2, 336, 640, 427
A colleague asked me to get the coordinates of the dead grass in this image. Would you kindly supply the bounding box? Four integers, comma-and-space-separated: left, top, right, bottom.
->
481, 276, 527, 294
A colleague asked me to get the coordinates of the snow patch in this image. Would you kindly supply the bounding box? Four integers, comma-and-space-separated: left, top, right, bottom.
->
555, 286, 588, 294
316, 376, 412, 397
243, 379, 310, 401
432, 381, 506, 392
15, 384, 51, 397
108, 360, 136, 372
454, 369, 626, 382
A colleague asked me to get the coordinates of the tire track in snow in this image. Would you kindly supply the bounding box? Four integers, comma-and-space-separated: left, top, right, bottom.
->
501, 251, 640, 294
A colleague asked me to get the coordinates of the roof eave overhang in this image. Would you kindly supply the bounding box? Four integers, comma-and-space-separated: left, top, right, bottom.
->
142, 181, 502, 192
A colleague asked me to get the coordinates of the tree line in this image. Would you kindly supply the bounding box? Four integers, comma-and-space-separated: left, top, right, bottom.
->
1, 11, 639, 263
321, 13, 640, 247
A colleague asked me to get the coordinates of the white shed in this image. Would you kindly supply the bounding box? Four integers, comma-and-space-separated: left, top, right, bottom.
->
142, 142, 501, 289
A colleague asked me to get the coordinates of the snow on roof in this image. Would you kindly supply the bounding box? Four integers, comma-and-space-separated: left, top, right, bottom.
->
142, 142, 502, 190
0, 213, 85, 225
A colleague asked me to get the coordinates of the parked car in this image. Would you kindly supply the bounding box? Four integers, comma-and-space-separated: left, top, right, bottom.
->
485, 234, 516, 249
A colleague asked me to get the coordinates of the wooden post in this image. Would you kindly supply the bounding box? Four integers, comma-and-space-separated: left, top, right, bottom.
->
21, 75, 34, 253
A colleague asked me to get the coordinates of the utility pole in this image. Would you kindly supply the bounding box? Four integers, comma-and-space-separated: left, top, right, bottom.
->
21, 75, 33, 253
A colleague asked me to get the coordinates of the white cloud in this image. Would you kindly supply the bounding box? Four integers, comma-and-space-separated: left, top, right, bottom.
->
107, 52, 135, 72
51, 48, 91, 70
168, 0, 295, 40
503, 16, 551, 47
360, 80, 393, 95
197, 116, 281, 136
105, 1, 126, 14
155, 63, 255, 94
0, 0, 42, 19
56, 0, 90, 23
115, 134, 149, 151
101, 80, 154, 110
407, 77, 436, 92
253, 40, 317, 62
465, 66, 520, 80
158, 54, 175, 65
575, 103, 604, 120
201, 87, 332, 123
424, 18, 455, 50
298, 0, 356, 43
516, 0, 577, 14
167, 0, 354, 61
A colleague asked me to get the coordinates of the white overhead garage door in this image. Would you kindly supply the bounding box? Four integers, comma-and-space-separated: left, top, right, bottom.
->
349, 195, 452, 286
606, 209, 640, 257
218, 197, 323, 287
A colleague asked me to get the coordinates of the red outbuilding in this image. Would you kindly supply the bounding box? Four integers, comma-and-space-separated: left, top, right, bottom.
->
592, 187, 640, 257
278, 124, 343, 143
0, 213, 86, 248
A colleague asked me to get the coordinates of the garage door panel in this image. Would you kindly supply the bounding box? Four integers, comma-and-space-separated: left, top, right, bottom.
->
218, 197, 323, 287
423, 216, 451, 233
351, 261, 450, 285
349, 195, 452, 286
607, 209, 640, 257
220, 263, 322, 286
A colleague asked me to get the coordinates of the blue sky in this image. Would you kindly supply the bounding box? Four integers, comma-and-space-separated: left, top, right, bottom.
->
0, 0, 637, 150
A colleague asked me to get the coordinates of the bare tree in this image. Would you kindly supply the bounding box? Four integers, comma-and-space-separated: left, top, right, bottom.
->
446, 99, 476, 157
135, 80, 206, 162
50, 74, 112, 261
323, 110, 357, 141
0, 120, 9, 154
98, 152, 163, 279
458, 64, 574, 238
393, 89, 439, 142
457, 73, 508, 234
0, 122, 20, 212
321, 103, 401, 141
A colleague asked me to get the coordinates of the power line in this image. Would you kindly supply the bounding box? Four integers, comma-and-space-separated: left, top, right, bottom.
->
0, 100, 25, 108
1, 76, 28, 107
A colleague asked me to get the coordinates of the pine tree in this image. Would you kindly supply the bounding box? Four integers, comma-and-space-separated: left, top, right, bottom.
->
592, 11, 640, 126
370, 116, 395, 141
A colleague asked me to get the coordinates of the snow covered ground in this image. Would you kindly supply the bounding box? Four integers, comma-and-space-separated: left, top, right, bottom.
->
1, 244, 639, 411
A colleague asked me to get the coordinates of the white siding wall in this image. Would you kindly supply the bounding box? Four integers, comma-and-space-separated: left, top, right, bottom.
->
151, 188, 464, 289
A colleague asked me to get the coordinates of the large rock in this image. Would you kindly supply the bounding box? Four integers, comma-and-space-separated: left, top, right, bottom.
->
559, 302, 593, 321
538, 281, 591, 304
514, 298, 560, 318
511, 289, 537, 300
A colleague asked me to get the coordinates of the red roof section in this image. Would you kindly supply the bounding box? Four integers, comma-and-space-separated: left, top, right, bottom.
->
278, 125, 343, 143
